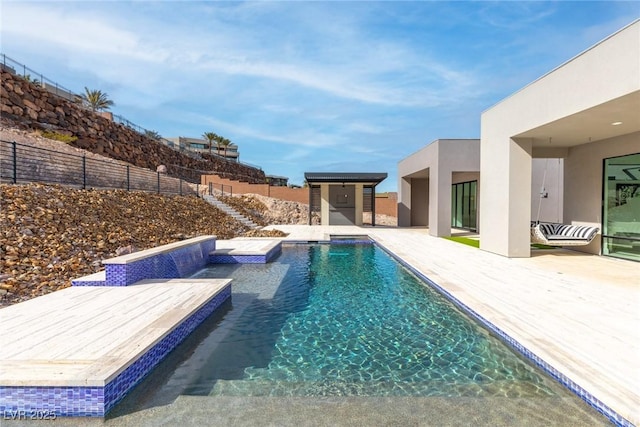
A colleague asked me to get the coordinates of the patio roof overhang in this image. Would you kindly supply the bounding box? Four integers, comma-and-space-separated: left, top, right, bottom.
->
514, 90, 640, 155
304, 172, 388, 185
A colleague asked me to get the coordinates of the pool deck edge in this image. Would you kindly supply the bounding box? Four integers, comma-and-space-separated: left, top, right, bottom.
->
0, 279, 232, 416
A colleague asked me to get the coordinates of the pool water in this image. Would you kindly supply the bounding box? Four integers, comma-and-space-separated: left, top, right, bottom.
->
108, 244, 609, 425
170, 244, 556, 397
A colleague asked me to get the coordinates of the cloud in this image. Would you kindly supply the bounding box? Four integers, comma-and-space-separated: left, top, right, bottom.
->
1, 3, 167, 63
1, 2, 480, 109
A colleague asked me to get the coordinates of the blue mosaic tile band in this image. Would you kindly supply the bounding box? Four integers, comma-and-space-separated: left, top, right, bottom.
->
105, 253, 180, 286
0, 284, 231, 418
211, 254, 267, 264
373, 239, 634, 427
72, 279, 106, 287
0, 386, 104, 417
211, 242, 282, 264
329, 239, 373, 245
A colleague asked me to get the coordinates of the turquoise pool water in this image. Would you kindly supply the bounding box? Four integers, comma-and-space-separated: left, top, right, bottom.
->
174, 244, 557, 397
108, 243, 608, 425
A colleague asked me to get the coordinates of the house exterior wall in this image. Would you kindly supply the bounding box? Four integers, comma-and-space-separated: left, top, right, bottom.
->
318, 183, 364, 226
398, 139, 480, 235
531, 159, 564, 224
398, 140, 562, 234
410, 178, 429, 226
563, 131, 640, 254
480, 21, 640, 257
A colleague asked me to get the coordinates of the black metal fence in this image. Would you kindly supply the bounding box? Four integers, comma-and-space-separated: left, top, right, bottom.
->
0, 139, 234, 197
1, 53, 77, 102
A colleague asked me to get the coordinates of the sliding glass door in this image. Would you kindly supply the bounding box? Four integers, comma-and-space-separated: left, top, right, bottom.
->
451, 181, 477, 231
602, 152, 640, 262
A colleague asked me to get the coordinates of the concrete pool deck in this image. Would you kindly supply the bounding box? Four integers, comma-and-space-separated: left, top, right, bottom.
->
0, 278, 232, 416
265, 225, 639, 425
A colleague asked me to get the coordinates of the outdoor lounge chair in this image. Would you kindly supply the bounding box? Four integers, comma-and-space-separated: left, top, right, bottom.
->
530, 222, 600, 246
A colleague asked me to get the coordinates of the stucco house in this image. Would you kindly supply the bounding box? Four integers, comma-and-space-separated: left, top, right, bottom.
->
480, 20, 639, 261
398, 139, 563, 236
398, 20, 639, 263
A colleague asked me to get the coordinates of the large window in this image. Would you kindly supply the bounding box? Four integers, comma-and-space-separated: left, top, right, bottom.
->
451, 180, 477, 231
602, 152, 640, 262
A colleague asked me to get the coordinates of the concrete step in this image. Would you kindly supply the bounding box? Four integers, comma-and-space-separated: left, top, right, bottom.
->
202, 195, 261, 229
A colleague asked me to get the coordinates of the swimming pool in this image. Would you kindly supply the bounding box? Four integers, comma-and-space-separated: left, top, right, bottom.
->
111, 243, 609, 424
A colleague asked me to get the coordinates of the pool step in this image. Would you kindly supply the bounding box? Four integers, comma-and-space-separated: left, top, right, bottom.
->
202, 195, 261, 229
210, 238, 282, 264
208, 378, 554, 397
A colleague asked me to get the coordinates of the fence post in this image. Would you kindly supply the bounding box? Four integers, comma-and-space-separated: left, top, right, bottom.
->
157, 172, 160, 194
126, 165, 130, 191
179, 179, 182, 196
82, 156, 86, 189
12, 141, 17, 184
208, 182, 212, 196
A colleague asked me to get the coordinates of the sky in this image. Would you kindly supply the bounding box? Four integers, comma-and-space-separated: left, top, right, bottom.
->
1, 1, 639, 192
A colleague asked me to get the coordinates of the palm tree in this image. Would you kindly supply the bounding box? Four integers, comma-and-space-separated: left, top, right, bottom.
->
202, 132, 219, 155
220, 138, 232, 159
80, 87, 114, 112
213, 134, 224, 156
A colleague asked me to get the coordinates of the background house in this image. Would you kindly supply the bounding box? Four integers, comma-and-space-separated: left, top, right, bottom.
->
166, 136, 240, 161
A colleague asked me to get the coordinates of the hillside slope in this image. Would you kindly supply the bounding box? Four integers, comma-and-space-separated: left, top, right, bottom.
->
0, 183, 254, 307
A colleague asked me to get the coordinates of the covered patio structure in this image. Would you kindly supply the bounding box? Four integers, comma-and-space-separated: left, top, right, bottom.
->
305, 172, 387, 226
397, 139, 480, 236
480, 20, 640, 261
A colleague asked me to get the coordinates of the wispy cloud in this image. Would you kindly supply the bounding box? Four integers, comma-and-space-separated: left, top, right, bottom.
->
2, 2, 478, 108
2, 1, 636, 190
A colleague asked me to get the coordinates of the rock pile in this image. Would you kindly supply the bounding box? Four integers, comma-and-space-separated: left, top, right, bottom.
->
229, 193, 314, 225
0, 183, 250, 307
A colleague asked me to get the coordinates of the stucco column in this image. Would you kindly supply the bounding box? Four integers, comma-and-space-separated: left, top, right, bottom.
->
354, 184, 363, 226
429, 163, 452, 237
320, 184, 330, 225
397, 177, 411, 227
480, 137, 532, 257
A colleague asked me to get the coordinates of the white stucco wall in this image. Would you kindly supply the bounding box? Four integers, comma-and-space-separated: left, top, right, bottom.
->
531, 159, 564, 224
480, 21, 640, 257
563, 132, 640, 254
397, 139, 480, 236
